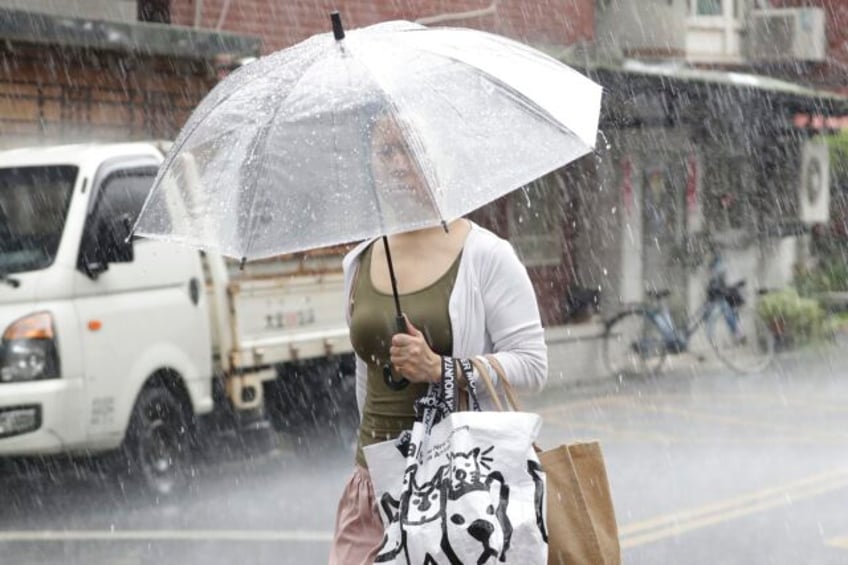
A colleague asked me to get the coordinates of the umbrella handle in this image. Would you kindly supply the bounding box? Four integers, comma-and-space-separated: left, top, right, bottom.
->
383, 315, 410, 390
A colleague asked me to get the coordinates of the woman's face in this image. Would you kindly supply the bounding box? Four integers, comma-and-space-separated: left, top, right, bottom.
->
369, 115, 431, 216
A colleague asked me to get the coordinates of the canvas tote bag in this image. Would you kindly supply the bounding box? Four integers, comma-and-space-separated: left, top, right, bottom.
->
477, 356, 621, 565
363, 358, 548, 564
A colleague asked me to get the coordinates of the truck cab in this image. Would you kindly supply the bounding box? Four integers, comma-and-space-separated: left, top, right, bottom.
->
0, 143, 213, 494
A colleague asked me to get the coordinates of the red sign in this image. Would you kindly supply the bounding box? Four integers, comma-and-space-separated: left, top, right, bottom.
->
793, 113, 848, 130
686, 154, 698, 213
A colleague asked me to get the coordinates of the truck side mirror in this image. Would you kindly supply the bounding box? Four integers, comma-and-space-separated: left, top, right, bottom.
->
80, 213, 135, 279
100, 213, 135, 263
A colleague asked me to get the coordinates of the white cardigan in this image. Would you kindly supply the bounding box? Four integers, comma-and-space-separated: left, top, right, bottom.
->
342, 221, 548, 415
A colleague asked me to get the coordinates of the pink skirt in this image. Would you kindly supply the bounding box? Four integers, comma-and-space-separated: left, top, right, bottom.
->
328, 465, 384, 565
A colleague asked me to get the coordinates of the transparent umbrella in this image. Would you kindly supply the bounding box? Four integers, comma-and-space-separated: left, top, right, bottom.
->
133, 13, 602, 262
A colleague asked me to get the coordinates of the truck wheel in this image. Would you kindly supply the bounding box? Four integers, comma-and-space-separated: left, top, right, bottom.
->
125, 386, 193, 497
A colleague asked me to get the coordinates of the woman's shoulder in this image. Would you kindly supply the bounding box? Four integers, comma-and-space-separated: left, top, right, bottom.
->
465, 221, 517, 259
466, 221, 508, 248
342, 238, 375, 275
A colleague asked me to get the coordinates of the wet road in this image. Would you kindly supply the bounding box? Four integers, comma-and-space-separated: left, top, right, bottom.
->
537, 345, 848, 564
2, 344, 848, 564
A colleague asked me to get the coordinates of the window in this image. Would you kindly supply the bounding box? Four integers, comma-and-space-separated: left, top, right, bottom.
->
138, 0, 170, 24
694, 0, 724, 16
96, 168, 157, 228
83, 167, 157, 266
0, 166, 77, 274
704, 155, 757, 244
508, 174, 566, 267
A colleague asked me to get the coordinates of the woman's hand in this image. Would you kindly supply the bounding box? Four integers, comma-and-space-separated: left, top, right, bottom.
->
390, 316, 441, 383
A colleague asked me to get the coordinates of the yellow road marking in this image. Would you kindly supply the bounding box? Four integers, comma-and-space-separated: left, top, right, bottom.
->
541, 411, 848, 444
827, 536, 848, 549
619, 469, 848, 548
0, 529, 334, 543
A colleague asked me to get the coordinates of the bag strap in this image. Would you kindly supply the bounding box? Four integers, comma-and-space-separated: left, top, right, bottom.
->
484, 355, 523, 412
469, 356, 526, 414
476, 356, 549, 455
455, 359, 480, 412
469, 357, 505, 412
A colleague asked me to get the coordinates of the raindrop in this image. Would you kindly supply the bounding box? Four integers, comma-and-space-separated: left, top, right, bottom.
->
520, 186, 532, 207
598, 129, 612, 150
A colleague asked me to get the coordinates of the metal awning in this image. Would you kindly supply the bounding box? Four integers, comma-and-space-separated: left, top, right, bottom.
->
0, 8, 261, 60
614, 60, 847, 104
560, 58, 848, 133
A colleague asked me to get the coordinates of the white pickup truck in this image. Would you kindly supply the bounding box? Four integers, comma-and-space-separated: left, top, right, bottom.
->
0, 141, 356, 494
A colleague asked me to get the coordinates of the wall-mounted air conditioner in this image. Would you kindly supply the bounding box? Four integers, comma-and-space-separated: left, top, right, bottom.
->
748, 8, 826, 63
798, 137, 830, 224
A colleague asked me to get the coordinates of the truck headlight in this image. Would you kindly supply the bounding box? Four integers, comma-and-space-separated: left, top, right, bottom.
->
0, 312, 60, 383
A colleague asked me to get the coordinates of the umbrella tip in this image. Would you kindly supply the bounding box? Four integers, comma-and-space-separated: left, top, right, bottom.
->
239, 257, 247, 271
330, 11, 345, 41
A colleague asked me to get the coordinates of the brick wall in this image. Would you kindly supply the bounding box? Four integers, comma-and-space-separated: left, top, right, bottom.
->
0, 44, 213, 147
170, 0, 594, 53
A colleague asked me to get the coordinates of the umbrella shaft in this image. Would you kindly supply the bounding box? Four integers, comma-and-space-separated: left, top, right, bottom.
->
381, 236, 403, 319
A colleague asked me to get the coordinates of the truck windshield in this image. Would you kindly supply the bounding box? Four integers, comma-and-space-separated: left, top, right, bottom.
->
0, 166, 77, 275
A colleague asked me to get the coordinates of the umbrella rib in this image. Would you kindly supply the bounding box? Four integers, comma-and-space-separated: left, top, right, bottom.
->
234, 44, 344, 258
178, 41, 326, 156
463, 68, 580, 140
146, 44, 326, 218
154, 80, 261, 183
239, 98, 291, 259
386, 34, 592, 142
348, 52, 447, 228
238, 40, 366, 256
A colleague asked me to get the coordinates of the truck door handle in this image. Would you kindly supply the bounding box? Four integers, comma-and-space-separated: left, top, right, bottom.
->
188, 278, 201, 305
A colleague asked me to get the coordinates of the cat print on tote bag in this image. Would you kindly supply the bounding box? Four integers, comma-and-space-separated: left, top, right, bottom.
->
374, 445, 547, 564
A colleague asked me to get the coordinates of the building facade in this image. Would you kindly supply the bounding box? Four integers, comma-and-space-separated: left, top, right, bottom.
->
570, 0, 848, 379
0, 2, 260, 146
2, 0, 847, 384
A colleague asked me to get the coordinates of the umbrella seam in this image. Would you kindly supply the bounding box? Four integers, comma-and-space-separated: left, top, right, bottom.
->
240, 41, 341, 257
375, 33, 588, 143
136, 42, 327, 237
346, 42, 447, 227
239, 93, 291, 259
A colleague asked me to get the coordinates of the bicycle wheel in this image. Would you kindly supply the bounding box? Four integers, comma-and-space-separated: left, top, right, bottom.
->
603, 311, 668, 378
708, 302, 775, 374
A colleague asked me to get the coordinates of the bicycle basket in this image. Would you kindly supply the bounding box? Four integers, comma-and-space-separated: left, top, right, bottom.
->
725, 287, 745, 307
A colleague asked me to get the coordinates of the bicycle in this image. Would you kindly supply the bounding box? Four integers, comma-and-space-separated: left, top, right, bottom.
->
602, 280, 776, 377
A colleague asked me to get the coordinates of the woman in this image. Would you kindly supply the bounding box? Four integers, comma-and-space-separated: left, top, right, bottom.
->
328, 113, 548, 565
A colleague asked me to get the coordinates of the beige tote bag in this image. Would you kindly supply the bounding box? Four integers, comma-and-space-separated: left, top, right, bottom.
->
471, 356, 621, 565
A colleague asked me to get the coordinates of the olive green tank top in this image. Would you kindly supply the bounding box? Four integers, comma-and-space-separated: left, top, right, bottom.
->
350, 244, 461, 468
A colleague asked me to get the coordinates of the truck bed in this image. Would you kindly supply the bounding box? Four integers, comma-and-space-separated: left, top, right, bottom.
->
206, 250, 354, 373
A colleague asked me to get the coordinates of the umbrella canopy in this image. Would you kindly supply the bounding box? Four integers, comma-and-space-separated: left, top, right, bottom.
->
133, 16, 602, 260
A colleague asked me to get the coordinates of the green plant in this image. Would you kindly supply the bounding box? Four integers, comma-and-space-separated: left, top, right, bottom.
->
793, 259, 848, 297
793, 264, 830, 297
757, 288, 827, 344
827, 131, 848, 184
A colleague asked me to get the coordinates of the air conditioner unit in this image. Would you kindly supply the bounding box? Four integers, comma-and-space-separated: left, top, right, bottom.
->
798, 138, 830, 224
749, 8, 826, 62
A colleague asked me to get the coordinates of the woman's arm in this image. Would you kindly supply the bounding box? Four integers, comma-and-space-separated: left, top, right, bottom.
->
480, 238, 548, 393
